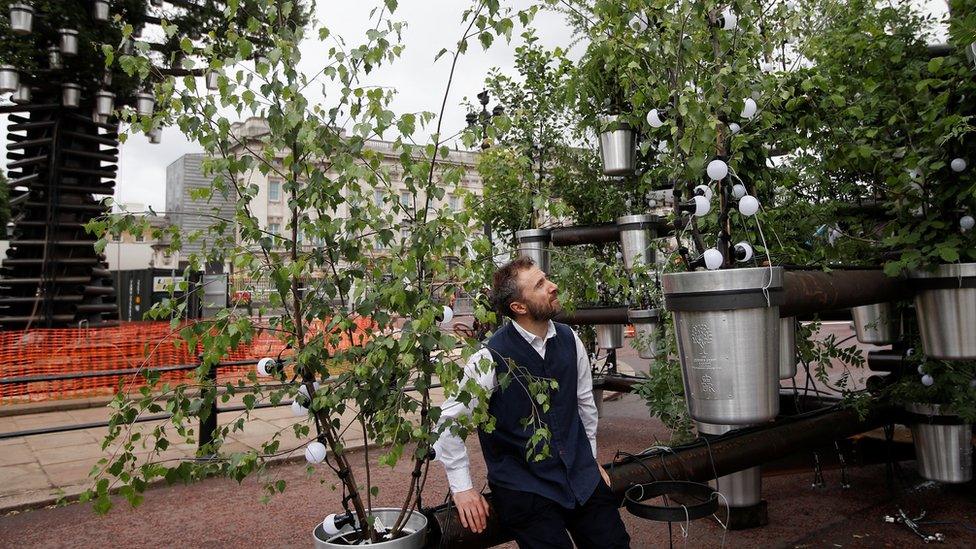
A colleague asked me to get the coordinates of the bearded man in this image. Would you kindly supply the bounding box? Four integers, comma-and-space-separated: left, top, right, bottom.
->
433, 256, 631, 548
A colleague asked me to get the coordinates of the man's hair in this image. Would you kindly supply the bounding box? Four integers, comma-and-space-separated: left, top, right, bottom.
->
491, 256, 536, 319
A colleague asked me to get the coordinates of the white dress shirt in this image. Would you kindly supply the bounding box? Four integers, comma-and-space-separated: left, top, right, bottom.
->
432, 320, 598, 494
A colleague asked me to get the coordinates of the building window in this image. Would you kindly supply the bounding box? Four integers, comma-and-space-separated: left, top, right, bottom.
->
269, 178, 282, 202
449, 195, 460, 212
400, 191, 412, 208
374, 189, 384, 209
268, 222, 280, 236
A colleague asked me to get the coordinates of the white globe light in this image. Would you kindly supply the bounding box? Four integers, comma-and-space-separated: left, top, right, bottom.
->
734, 241, 754, 262
721, 8, 737, 31
322, 514, 344, 536
646, 108, 665, 128
785, 0, 797, 10
732, 183, 747, 199
305, 441, 328, 464
614, 251, 623, 260
961, 215, 975, 232
741, 98, 758, 119
694, 184, 713, 202
907, 168, 922, 180
921, 374, 934, 387
952, 158, 968, 172
706, 159, 729, 181
693, 195, 711, 217
760, 61, 775, 72
298, 381, 321, 400
291, 400, 308, 416
630, 15, 648, 32
917, 364, 926, 375
728, 122, 741, 135
739, 195, 760, 216
256, 357, 276, 377
703, 248, 724, 270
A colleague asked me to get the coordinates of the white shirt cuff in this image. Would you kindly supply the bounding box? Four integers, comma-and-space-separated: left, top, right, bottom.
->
445, 466, 473, 494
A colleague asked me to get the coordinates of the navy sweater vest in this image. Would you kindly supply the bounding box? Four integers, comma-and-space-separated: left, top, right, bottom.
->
477, 321, 600, 509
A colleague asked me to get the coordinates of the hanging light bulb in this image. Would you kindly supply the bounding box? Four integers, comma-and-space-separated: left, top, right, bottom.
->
703, 248, 724, 270
718, 8, 737, 31
907, 167, 922, 180
706, 159, 729, 181
629, 14, 648, 33
739, 195, 760, 216
256, 357, 278, 377
728, 122, 741, 135
305, 441, 328, 464
734, 242, 754, 262
960, 215, 975, 232
921, 374, 934, 387
951, 158, 967, 173
760, 61, 775, 73
694, 184, 713, 202
741, 98, 758, 120
441, 305, 454, 324
646, 108, 665, 128
692, 195, 711, 217
732, 183, 747, 199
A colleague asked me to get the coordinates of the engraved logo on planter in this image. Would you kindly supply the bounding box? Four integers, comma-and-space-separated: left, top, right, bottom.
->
690, 323, 712, 354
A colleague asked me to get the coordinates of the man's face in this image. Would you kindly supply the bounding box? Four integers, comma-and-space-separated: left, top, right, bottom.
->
510, 266, 561, 321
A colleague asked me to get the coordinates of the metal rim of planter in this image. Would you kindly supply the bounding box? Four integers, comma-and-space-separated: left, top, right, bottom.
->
663, 266, 785, 312
908, 262, 976, 360
312, 508, 427, 549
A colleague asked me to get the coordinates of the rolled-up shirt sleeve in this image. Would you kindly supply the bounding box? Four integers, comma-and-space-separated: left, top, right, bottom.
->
433, 348, 495, 494
573, 331, 598, 458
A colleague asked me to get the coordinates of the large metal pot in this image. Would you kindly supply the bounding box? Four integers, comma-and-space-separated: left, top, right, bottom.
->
596, 324, 624, 350
616, 214, 658, 270
95, 90, 115, 117
597, 114, 636, 176
515, 228, 550, 273
135, 92, 156, 116
697, 422, 762, 507
0, 65, 19, 93
93, 0, 111, 22
59, 29, 80, 56
851, 302, 899, 344
9, 3, 34, 35
779, 317, 797, 380
629, 308, 661, 360
663, 267, 784, 425
62, 83, 82, 108
906, 403, 973, 484
909, 263, 976, 360
312, 508, 427, 548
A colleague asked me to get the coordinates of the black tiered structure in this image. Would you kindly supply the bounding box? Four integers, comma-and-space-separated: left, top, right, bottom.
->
1, 101, 119, 328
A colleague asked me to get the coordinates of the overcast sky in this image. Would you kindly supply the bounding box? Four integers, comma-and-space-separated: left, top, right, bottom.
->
1, 1, 949, 211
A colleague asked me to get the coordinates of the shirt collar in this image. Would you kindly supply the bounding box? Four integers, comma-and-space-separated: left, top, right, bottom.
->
512, 319, 557, 345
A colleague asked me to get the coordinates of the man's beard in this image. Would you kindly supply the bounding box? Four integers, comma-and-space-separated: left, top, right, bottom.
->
525, 298, 561, 321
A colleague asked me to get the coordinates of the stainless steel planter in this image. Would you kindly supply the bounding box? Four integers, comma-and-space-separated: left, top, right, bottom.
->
59, 29, 80, 56
597, 115, 636, 176
616, 214, 658, 270
779, 317, 797, 380
206, 70, 221, 90
9, 3, 34, 35
629, 308, 661, 360
312, 508, 427, 548
62, 83, 82, 108
135, 92, 155, 116
909, 263, 976, 360
664, 267, 784, 425
596, 324, 624, 349
93, 0, 110, 22
851, 302, 899, 344
12, 83, 31, 104
515, 228, 550, 273
95, 90, 115, 117
0, 66, 19, 93
697, 423, 762, 507
48, 47, 62, 69
148, 127, 162, 144
906, 403, 973, 484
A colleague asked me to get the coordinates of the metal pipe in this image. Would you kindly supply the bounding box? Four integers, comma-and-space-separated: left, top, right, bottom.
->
427, 402, 893, 548
867, 349, 910, 372
549, 223, 620, 247
780, 270, 909, 318
555, 306, 629, 325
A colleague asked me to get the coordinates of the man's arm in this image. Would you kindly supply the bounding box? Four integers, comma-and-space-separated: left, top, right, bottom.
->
432, 348, 495, 532
573, 331, 598, 458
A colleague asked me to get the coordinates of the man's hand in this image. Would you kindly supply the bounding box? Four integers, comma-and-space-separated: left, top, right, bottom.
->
599, 464, 611, 488
453, 488, 490, 533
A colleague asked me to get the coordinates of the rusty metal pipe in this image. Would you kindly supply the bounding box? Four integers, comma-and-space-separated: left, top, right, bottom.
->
780, 270, 909, 318
549, 224, 620, 247
555, 306, 629, 325
426, 403, 893, 548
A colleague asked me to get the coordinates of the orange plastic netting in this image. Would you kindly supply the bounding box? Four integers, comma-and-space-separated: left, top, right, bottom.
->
0, 317, 374, 405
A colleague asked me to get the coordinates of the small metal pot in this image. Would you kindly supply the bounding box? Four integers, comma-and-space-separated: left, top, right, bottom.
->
629, 308, 661, 361
102, 70, 113, 86
62, 83, 82, 108
93, 0, 110, 22
206, 70, 221, 91
596, 324, 624, 350
59, 29, 80, 56
0, 65, 19, 93
135, 92, 155, 116
851, 302, 899, 345
48, 47, 62, 70
616, 214, 658, 270
597, 114, 636, 176
12, 83, 31, 104
95, 90, 115, 117
148, 127, 162, 144
9, 3, 34, 35
906, 403, 973, 484
515, 228, 550, 273
92, 108, 108, 125
909, 263, 976, 360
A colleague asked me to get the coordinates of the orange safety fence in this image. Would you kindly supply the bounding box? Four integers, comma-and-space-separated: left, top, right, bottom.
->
0, 317, 375, 405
